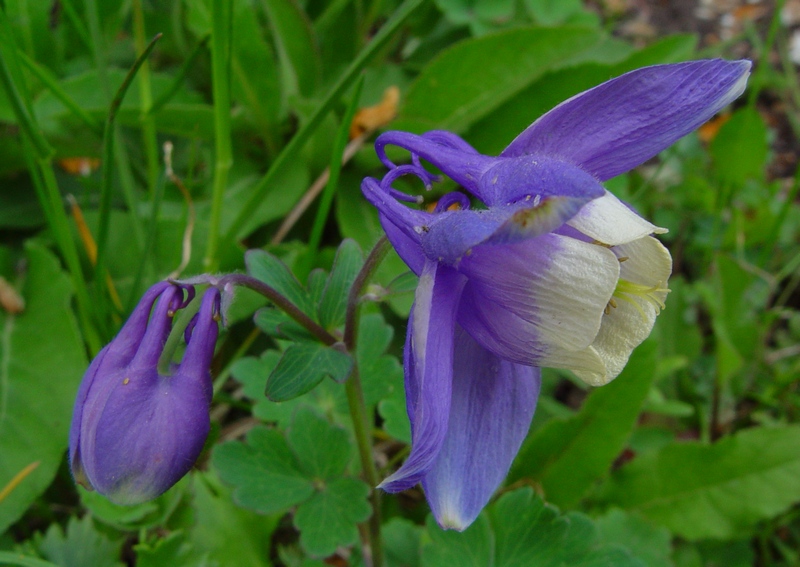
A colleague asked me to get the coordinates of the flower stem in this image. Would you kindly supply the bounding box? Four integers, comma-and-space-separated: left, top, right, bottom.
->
341, 236, 391, 567
214, 274, 338, 346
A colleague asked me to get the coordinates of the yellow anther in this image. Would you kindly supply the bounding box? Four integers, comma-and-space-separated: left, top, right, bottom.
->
608, 279, 670, 320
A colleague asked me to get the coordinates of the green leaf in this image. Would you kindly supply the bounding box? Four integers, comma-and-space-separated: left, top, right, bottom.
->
595, 509, 672, 567
0, 244, 88, 534
383, 518, 422, 567
37, 516, 123, 567
318, 239, 363, 329
597, 425, 800, 539
265, 342, 354, 401
294, 477, 371, 557
0, 553, 59, 567
523, 0, 584, 25
78, 481, 186, 531
356, 313, 402, 407
135, 531, 213, 567
262, 0, 321, 98
246, 249, 315, 316
213, 427, 314, 514
231, 0, 282, 136
189, 472, 278, 567
710, 106, 769, 186
421, 488, 645, 567
507, 341, 657, 508
397, 26, 604, 133
287, 406, 351, 479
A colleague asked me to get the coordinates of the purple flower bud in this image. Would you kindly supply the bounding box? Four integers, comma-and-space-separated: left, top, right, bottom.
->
69, 283, 220, 505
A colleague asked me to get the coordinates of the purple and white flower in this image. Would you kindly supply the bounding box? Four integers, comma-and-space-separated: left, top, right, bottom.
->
69, 282, 220, 505
362, 59, 750, 530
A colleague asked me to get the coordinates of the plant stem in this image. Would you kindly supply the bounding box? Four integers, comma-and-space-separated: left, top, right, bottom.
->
342, 236, 391, 567
132, 0, 160, 194
204, 0, 233, 272
214, 274, 338, 346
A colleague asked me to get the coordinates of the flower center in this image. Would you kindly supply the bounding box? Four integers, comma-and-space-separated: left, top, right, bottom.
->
605, 278, 670, 319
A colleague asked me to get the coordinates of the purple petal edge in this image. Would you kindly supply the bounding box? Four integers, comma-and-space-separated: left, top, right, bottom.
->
502, 59, 751, 180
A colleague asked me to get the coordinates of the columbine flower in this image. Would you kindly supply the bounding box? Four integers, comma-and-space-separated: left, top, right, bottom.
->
69, 282, 220, 505
362, 59, 750, 530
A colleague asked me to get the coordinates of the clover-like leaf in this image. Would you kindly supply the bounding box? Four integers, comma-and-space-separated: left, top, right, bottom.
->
212, 427, 314, 515
294, 477, 371, 558
246, 249, 316, 316
287, 406, 351, 479
318, 239, 364, 329
422, 488, 646, 567
265, 343, 353, 402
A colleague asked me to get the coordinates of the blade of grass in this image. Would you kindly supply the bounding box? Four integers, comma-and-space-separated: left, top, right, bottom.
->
221, 0, 425, 249
127, 170, 168, 312
95, 33, 163, 324
60, 0, 93, 51
149, 34, 211, 116
301, 75, 364, 275
132, 0, 160, 194
0, 9, 101, 352
203, 0, 233, 272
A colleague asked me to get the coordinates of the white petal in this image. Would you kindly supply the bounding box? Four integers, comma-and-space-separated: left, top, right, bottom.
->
568, 190, 667, 246
573, 236, 672, 386
458, 235, 619, 364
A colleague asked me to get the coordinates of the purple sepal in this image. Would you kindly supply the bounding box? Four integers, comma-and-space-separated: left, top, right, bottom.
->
423, 327, 540, 531
69, 283, 220, 505
502, 59, 751, 180
379, 260, 467, 491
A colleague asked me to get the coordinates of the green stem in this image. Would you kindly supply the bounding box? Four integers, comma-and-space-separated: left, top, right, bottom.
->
96, 33, 163, 322
216, 275, 338, 346
301, 75, 365, 276
132, 0, 160, 194
342, 236, 391, 567
222, 0, 424, 247
204, 0, 234, 272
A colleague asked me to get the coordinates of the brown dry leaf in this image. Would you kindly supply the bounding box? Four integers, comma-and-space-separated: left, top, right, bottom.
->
698, 113, 731, 143
732, 4, 769, 22
0, 276, 25, 314
349, 86, 400, 139
58, 157, 100, 176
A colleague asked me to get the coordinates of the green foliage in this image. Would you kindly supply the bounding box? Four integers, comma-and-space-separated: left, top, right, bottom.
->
0, 244, 87, 534
598, 425, 800, 539
397, 26, 606, 133
421, 488, 647, 567
0, 0, 796, 564
508, 341, 657, 508
212, 408, 370, 557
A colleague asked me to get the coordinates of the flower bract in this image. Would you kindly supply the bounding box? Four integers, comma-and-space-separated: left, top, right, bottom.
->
361, 59, 751, 530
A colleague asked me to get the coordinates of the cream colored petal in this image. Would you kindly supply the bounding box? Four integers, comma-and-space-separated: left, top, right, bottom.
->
458, 235, 620, 364
616, 236, 672, 289
568, 190, 667, 246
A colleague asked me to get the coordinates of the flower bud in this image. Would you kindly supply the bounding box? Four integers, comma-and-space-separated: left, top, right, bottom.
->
69, 283, 220, 505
